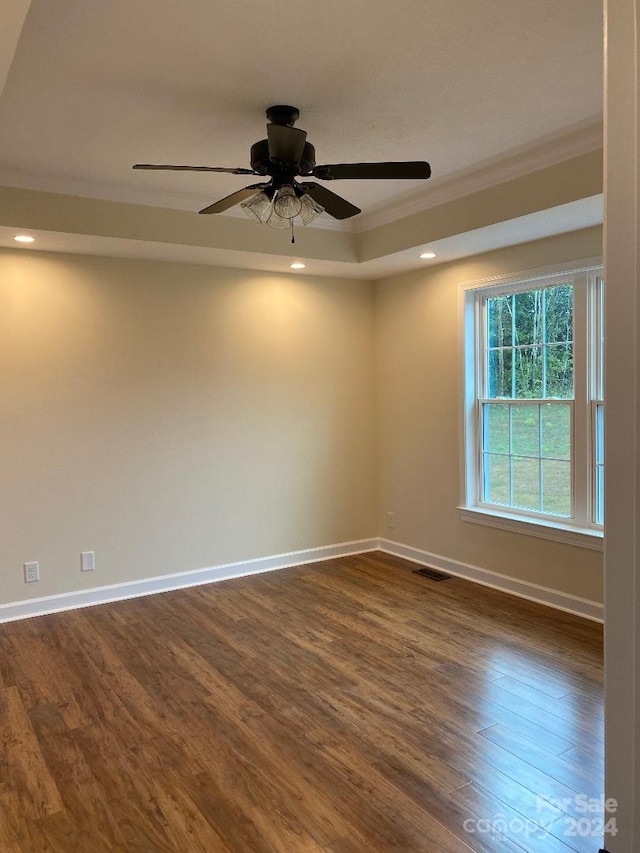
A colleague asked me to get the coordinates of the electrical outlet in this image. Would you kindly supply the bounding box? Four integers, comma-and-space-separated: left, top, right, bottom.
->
80, 551, 95, 572
386, 512, 395, 529
24, 561, 40, 583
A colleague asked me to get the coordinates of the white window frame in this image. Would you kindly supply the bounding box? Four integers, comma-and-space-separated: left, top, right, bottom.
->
590, 274, 605, 527
459, 258, 604, 551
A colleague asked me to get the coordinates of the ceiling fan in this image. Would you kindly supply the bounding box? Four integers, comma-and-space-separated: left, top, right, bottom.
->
133, 105, 431, 228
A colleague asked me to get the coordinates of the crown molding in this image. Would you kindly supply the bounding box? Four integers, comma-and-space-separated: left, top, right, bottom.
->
0, 117, 602, 249
0, 168, 208, 212
354, 118, 603, 233
0, 168, 348, 232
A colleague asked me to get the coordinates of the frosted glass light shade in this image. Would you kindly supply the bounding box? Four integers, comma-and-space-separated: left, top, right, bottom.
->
240, 191, 272, 223
266, 208, 292, 229
273, 185, 302, 219
241, 186, 324, 229
299, 193, 324, 225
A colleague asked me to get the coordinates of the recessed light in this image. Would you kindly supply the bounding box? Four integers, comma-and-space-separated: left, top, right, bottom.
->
290, 262, 306, 269
14, 235, 35, 244
419, 251, 436, 259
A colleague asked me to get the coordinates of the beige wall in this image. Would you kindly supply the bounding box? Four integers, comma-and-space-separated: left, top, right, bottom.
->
374, 226, 604, 603
1, 226, 606, 609
0, 249, 376, 605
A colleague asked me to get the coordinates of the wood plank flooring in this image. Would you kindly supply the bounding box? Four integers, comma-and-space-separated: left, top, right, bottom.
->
0, 552, 604, 852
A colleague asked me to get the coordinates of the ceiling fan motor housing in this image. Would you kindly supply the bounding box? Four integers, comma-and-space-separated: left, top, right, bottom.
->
250, 140, 316, 176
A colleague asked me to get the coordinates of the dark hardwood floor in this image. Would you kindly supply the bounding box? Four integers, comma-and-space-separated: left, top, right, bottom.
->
0, 552, 604, 852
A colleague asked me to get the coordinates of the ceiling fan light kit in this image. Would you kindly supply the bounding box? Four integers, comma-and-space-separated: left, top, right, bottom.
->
240, 191, 272, 223
266, 205, 294, 230
239, 184, 325, 229
133, 105, 431, 234
298, 193, 325, 226
272, 185, 303, 219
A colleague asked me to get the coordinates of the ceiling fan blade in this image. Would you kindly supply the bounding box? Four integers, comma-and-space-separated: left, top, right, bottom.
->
312, 161, 431, 181
267, 124, 307, 164
198, 184, 268, 214
133, 164, 257, 175
299, 182, 361, 220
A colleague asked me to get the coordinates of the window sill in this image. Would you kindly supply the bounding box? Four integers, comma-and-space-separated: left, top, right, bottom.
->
458, 506, 604, 551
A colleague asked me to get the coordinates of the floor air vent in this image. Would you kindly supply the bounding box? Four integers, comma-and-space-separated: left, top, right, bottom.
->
413, 567, 452, 581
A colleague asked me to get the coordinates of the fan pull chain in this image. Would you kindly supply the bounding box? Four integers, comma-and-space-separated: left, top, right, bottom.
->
291, 220, 295, 244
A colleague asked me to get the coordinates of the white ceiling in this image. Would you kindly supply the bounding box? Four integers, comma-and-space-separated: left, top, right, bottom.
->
0, 0, 603, 221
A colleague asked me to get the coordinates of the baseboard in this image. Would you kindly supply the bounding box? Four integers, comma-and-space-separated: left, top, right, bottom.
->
377, 538, 604, 623
0, 538, 378, 624
0, 536, 603, 625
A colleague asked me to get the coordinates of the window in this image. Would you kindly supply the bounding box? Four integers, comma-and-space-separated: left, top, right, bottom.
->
460, 263, 604, 548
